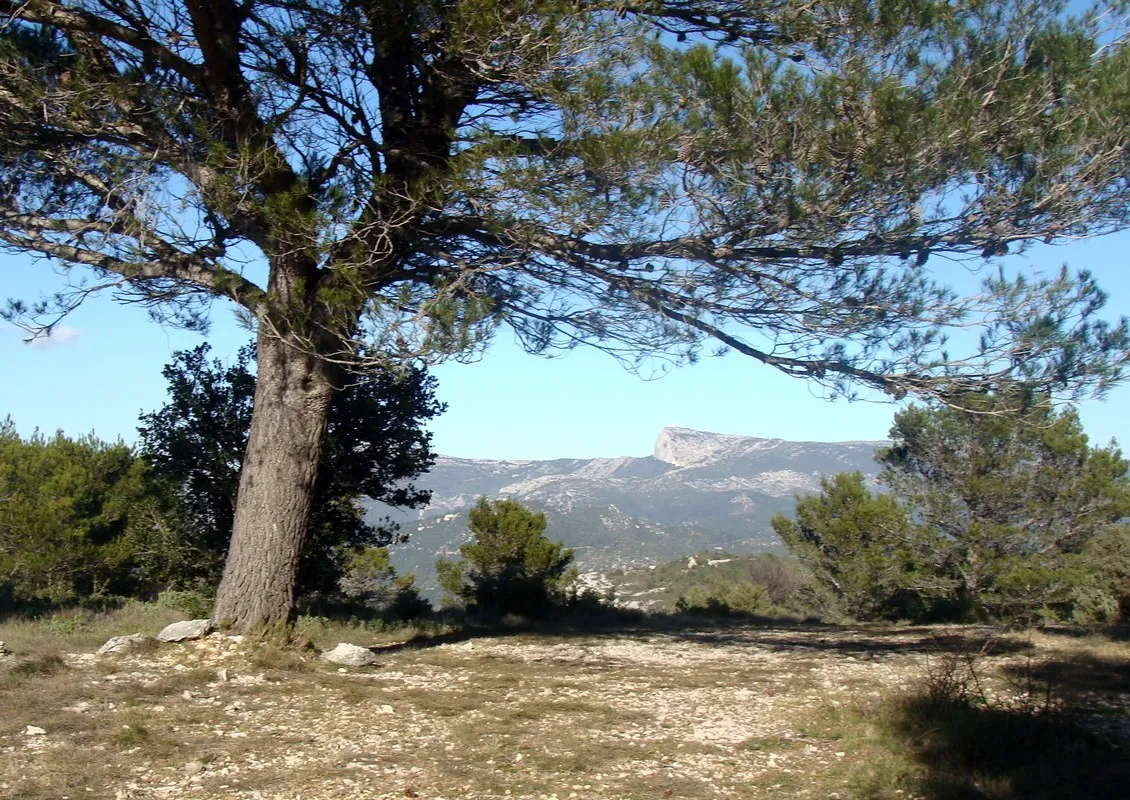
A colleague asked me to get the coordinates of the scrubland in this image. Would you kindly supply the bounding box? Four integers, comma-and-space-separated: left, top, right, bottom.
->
2, 608, 1128, 800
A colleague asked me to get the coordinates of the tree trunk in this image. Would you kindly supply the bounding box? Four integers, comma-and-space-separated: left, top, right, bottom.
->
212, 327, 336, 631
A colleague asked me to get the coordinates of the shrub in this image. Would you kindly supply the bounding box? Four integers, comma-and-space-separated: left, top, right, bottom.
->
338, 547, 432, 620
155, 589, 214, 619
0, 420, 160, 607
436, 498, 575, 618
675, 580, 776, 616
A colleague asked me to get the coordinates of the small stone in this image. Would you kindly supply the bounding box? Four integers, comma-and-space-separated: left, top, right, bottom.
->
184, 761, 205, 776
319, 643, 379, 667
97, 634, 154, 655
24, 726, 46, 737
158, 620, 214, 643
376, 704, 394, 714
216, 668, 229, 683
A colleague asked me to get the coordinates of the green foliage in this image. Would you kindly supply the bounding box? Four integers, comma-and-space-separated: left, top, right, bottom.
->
338, 547, 432, 620
775, 396, 1130, 623
1075, 524, 1130, 623
136, 345, 444, 594
154, 589, 214, 620
437, 498, 575, 618
0, 419, 161, 607
773, 472, 921, 621
675, 580, 776, 617
879, 394, 1130, 622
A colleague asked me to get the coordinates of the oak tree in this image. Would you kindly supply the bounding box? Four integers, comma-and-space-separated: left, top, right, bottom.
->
3, 1, 1129, 627
136, 344, 442, 594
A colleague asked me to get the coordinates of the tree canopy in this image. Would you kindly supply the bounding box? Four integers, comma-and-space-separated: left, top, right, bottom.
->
2, 0, 1129, 627
437, 497, 575, 617
776, 396, 1130, 622
2, 0, 1128, 392
137, 344, 443, 593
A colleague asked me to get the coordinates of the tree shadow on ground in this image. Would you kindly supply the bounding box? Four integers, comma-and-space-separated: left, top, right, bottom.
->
370, 611, 1037, 657
890, 693, 1130, 800
1001, 651, 1130, 696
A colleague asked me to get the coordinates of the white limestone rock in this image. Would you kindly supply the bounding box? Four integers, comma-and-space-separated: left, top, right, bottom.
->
320, 643, 379, 667
157, 619, 214, 643
97, 633, 155, 655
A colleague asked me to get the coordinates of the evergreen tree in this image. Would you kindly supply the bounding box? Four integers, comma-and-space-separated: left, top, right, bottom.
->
0, 419, 155, 606
137, 345, 443, 595
772, 471, 919, 620
437, 498, 575, 618
879, 394, 1130, 621
3, 1, 1129, 627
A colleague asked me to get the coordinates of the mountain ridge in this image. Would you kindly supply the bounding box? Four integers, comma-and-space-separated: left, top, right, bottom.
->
370, 426, 887, 594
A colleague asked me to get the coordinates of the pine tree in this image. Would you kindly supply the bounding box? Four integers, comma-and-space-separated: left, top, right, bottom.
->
437, 498, 575, 617
879, 394, 1130, 620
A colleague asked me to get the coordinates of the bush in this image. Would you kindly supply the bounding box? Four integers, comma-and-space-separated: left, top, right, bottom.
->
155, 589, 214, 619
436, 498, 575, 618
337, 547, 432, 620
1077, 524, 1130, 622
0, 419, 163, 607
772, 472, 921, 621
675, 580, 776, 616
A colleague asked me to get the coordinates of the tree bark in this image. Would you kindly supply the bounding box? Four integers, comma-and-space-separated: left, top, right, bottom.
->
212, 326, 336, 631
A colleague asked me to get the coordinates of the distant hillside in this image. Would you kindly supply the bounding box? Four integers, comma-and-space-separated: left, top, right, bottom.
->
585, 551, 809, 613
367, 426, 885, 595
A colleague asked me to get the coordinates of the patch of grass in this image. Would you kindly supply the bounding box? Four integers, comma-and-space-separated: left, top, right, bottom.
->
0, 601, 186, 656
120, 667, 217, 701
110, 717, 152, 749
739, 735, 806, 753
9, 652, 68, 678
248, 643, 317, 673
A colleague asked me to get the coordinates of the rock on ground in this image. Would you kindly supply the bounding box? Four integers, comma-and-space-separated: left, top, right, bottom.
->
320, 642, 379, 667
97, 634, 155, 655
157, 619, 214, 643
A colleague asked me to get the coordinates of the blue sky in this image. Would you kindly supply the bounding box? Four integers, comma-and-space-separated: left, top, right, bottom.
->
3, 232, 1130, 460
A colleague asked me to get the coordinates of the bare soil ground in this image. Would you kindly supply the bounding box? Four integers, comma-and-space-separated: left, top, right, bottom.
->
2, 617, 1128, 800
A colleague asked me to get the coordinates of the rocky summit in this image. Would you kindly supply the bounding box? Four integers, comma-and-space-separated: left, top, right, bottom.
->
369, 427, 885, 594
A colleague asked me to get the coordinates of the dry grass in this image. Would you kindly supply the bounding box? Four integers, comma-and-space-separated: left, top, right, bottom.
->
1, 611, 1127, 800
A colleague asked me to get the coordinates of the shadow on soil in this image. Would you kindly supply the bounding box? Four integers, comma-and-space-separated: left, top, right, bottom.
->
891, 692, 1130, 800
372, 611, 1041, 657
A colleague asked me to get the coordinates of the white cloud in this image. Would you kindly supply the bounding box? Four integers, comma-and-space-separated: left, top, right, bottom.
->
25, 325, 81, 350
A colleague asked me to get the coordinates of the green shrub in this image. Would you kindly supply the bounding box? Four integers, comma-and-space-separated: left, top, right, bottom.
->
436, 498, 575, 618
155, 589, 213, 619
338, 547, 432, 620
675, 580, 776, 616
0, 420, 161, 607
